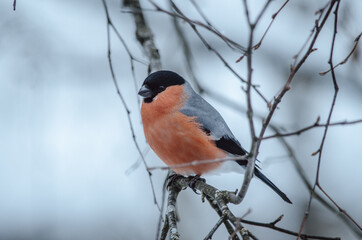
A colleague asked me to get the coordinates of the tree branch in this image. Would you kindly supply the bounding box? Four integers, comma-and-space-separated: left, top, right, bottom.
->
240, 216, 340, 240
297, 1, 362, 238
169, 1, 270, 106
255, 0, 338, 156
102, 0, 160, 210
163, 176, 339, 240
263, 118, 362, 140
320, 32, 362, 75
123, 0, 162, 73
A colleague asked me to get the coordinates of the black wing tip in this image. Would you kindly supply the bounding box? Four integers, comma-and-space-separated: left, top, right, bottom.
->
280, 193, 293, 204
254, 168, 292, 204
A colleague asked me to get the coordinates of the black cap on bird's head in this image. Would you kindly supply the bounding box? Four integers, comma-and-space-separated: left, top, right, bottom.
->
138, 71, 185, 103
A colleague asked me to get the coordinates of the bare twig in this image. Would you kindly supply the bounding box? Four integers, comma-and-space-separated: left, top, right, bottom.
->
235, 0, 257, 205
147, 155, 247, 172
318, 185, 362, 231
148, 0, 246, 53
204, 214, 227, 240
13, 0, 16, 11
169, 1, 203, 93
205, 195, 241, 240
103, 0, 147, 108
320, 32, 362, 75
231, 0, 274, 205
196, 90, 362, 236
255, 0, 338, 157
292, 2, 330, 66
180, 177, 253, 240
165, 176, 338, 240
114, 0, 361, 238
240, 216, 340, 240
189, 0, 213, 28
161, 176, 245, 239
102, 0, 160, 211
272, 124, 362, 237
228, 210, 254, 240
263, 118, 362, 139
297, 1, 362, 238
125, 146, 150, 175
169, 1, 269, 106
253, 0, 290, 50
188, 0, 245, 54
299, 2, 342, 236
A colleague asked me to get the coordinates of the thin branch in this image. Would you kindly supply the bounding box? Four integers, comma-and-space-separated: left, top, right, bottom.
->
255, 0, 338, 157
189, 0, 213, 28
125, 146, 150, 175
147, 156, 247, 172
197, 89, 362, 236
313, 2, 361, 231
236, 0, 257, 206
263, 118, 362, 139
188, 0, 245, 54
318, 185, 362, 231
170, 0, 362, 233
162, 176, 253, 240
228, 210, 255, 240
232, 0, 274, 205
320, 32, 362, 75
170, 1, 203, 93
292, 2, 330, 66
205, 195, 241, 240
253, 0, 273, 27
272, 124, 362, 237
240, 216, 340, 240
148, 0, 246, 52
297, 1, 358, 238
170, 1, 269, 106
204, 214, 227, 240
13, 0, 16, 11
121, 5, 244, 52
243, 0, 257, 144
102, 0, 146, 121
102, 0, 160, 211
242, 0, 252, 26
253, 0, 290, 50
165, 176, 337, 240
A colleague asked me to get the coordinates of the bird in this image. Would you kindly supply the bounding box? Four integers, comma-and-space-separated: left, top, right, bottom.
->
138, 70, 292, 204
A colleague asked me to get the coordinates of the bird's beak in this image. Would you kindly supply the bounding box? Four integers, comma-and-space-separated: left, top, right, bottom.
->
138, 85, 153, 98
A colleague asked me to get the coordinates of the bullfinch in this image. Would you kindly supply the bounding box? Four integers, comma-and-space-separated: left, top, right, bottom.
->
138, 70, 291, 204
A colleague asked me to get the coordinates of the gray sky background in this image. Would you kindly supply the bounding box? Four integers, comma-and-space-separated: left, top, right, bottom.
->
0, 0, 361, 239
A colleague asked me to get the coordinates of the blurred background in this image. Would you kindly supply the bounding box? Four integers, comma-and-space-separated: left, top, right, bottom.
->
0, 0, 361, 239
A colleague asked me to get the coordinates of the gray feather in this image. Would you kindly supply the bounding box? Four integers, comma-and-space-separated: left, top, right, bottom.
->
180, 82, 237, 142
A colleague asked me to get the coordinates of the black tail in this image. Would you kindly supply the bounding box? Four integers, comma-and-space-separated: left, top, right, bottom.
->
254, 168, 292, 204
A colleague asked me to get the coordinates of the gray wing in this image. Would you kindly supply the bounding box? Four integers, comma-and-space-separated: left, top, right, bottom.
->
180, 84, 292, 203
180, 83, 248, 157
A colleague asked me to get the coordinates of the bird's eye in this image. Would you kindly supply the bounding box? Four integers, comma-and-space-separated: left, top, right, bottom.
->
159, 86, 165, 91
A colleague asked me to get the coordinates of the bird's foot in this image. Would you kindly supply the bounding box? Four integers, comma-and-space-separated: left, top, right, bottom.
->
187, 175, 205, 194
167, 173, 186, 189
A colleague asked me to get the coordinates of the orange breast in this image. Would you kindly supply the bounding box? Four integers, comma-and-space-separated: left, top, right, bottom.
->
141, 85, 226, 175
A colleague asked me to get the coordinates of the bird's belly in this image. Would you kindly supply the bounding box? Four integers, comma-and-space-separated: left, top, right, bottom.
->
144, 112, 227, 175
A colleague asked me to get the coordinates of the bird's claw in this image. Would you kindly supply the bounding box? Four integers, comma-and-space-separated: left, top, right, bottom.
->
187, 175, 205, 194
167, 173, 185, 189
